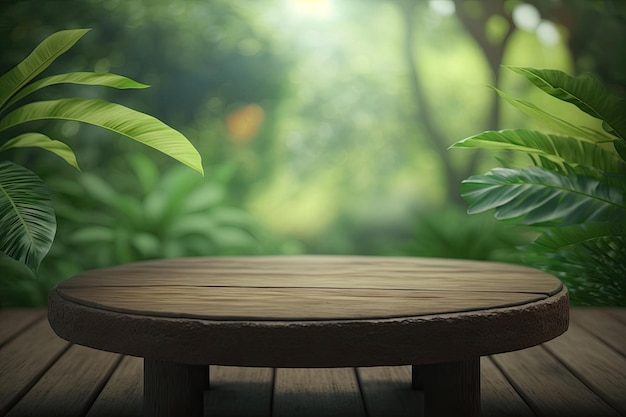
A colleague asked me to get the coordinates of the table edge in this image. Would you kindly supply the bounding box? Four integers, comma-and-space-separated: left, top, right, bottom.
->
48, 286, 569, 367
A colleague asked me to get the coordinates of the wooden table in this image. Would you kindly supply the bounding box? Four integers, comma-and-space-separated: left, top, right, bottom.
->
47, 256, 569, 417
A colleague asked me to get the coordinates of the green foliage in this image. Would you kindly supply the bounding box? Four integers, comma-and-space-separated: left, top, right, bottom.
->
451, 67, 626, 306
0, 252, 45, 308
0, 28, 203, 276
384, 207, 530, 263
42, 154, 258, 276
0, 161, 55, 271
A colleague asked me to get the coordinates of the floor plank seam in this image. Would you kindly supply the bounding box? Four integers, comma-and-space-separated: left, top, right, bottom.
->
571, 318, 626, 360
77, 353, 124, 417
540, 343, 625, 416
353, 367, 371, 417
269, 367, 276, 417
1, 340, 73, 417
0, 312, 47, 349
487, 355, 542, 417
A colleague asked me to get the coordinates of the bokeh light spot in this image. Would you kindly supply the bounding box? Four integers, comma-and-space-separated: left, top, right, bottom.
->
226, 104, 265, 145
513, 3, 541, 31
536, 20, 560, 46
429, 0, 455, 16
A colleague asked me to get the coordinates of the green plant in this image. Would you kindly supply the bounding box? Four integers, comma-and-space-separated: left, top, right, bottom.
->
0, 29, 203, 280
390, 206, 532, 263
45, 154, 258, 273
451, 67, 626, 306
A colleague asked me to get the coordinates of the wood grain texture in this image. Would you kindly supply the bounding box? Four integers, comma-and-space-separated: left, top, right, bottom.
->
144, 359, 205, 417
480, 357, 534, 417
422, 359, 480, 417
57, 286, 548, 320
569, 308, 626, 356
48, 256, 568, 367
86, 355, 143, 417
273, 368, 366, 417
58, 256, 561, 293
55, 254, 563, 319
543, 322, 626, 415
0, 317, 69, 415
6, 344, 120, 417
47, 286, 568, 367
1, 309, 625, 417
0, 308, 45, 346
492, 345, 621, 417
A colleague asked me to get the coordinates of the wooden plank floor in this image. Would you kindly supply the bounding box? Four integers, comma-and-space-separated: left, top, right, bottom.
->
1, 308, 624, 417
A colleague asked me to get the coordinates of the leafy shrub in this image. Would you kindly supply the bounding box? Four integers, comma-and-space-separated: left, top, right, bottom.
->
43, 154, 259, 277
403, 207, 532, 262
0, 29, 204, 307
0, 29, 202, 281
451, 67, 626, 306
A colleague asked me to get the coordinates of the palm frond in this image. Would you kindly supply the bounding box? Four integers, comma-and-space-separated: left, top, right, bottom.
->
507, 67, 626, 140
452, 129, 625, 174
491, 87, 615, 143
462, 166, 625, 226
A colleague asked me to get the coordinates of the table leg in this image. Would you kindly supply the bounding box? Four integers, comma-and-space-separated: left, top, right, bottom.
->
420, 358, 480, 417
144, 358, 205, 417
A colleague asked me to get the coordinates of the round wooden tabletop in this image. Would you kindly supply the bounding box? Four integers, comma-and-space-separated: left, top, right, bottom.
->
48, 256, 569, 367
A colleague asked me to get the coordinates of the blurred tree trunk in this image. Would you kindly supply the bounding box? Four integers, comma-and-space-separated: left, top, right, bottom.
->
396, 0, 513, 206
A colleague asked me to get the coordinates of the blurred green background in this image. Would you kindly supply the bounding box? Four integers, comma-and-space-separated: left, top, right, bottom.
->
1, 0, 625, 306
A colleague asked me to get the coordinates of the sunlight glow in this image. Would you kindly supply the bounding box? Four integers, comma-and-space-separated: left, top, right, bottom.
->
288, 0, 334, 18
429, 0, 455, 16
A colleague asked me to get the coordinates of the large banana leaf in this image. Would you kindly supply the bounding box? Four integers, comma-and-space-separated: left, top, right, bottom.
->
452, 129, 626, 174
461, 166, 625, 226
0, 98, 203, 175
0, 29, 89, 110
5, 72, 148, 110
0, 161, 56, 271
508, 67, 626, 140
0, 133, 80, 170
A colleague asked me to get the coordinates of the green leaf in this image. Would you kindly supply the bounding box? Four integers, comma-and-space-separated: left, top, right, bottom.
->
127, 153, 160, 195
521, 223, 626, 306
507, 67, 626, 140
0, 29, 90, 110
452, 129, 626, 174
529, 222, 626, 251
0, 251, 37, 281
615, 139, 626, 163
461, 166, 625, 226
0, 161, 56, 271
5, 72, 149, 109
78, 173, 143, 222
0, 98, 203, 175
0, 133, 80, 170
490, 87, 615, 143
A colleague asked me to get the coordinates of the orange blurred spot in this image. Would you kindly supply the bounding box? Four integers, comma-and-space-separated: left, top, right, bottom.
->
226, 104, 265, 145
